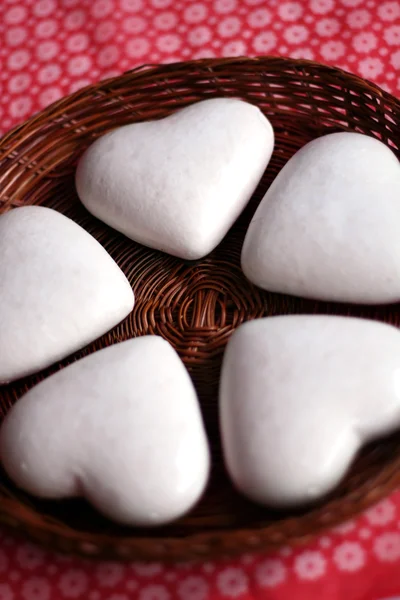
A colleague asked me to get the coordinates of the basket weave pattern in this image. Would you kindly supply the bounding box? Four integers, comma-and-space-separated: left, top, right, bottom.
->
0, 57, 400, 561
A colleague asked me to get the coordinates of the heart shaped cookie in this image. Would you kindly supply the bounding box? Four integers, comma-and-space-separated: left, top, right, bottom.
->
220, 315, 400, 508
76, 98, 274, 260
0, 336, 210, 526
0, 206, 134, 383
241, 132, 400, 304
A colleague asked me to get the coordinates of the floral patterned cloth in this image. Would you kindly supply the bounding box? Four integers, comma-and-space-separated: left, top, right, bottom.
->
0, 0, 400, 598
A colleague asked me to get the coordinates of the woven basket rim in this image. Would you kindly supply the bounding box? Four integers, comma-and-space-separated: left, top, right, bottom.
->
1, 56, 395, 145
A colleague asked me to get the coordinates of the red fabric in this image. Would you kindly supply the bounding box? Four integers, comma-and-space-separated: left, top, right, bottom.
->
0, 0, 400, 598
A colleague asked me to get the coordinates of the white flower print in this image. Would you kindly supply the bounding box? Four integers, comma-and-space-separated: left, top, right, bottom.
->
319, 536, 332, 549
187, 26, 212, 47
278, 1, 303, 21
5, 26, 27, 47
378, 1, 400, 21
97, 45, 120, 67
9, 96, 32, 119
126, 38, 150, 57
218, 16, 241, 38
0, 583, 14, 600
151, 0, 172, 7
247, 8, 272, 28
16, 544, 45, 570
215, 0, 237, 13
310, 0, 334, 15
192, 48, 216, 59
346, 9, 371, 29
122, 0, 143, 11
95, 562, 125, 586
69, 79, 91, 93
353, 32, 377, 53
316, 17, 340, 37
333, 541, 365, 572
359, 56, 384, 77
252, 31, 277, 53
216, 567, 248, 598
7, 49, 30, 71
66, 33, 89, 53
8, 73, 31, 94
35, 19, 58, 39
294, 551, 326, 581
138, 585, 170, 600
184, 3, 208, 24
65, 10, 86, 30
58, 569, 89, 598
332, 520, 356, 535
21, 577, 50, 600
255, 559, 286, 588
67, 55, 92, 76
374, 532, 400, 562
133, 562, 164, 577
222, 40, 247, 57
384, 25, 400, 46
340, 0, 364, 6
290, 47, 315, 60
4, 6, 27, 24
91, 0, 113, 19
36, 40, 60, 61
320, 40, 346, 60
164, 53, 183, 62
1, 121, 11, 135
359, 528, 372, 539
154, 12, 177, 30
33, 0, 55, 17
122, 16, 146, 34
156, 34, 182, 53
284, 24, 309, 44
391, 50, 400, 69
177, 576, 208, 600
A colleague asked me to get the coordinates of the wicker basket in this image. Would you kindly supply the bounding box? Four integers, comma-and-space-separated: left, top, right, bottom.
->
0, 57, 400, 562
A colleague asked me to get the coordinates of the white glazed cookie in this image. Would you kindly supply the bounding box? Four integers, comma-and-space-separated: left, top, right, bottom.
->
0, 206, 134, 383
0, 336, 210, 526
220, 315, 400, 508
241, 132, 400, 304
76, 98, 274, 260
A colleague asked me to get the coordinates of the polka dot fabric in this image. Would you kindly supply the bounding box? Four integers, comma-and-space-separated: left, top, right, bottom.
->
3, 497, 400, 599
0, 0, 399, 133
0, 0, 400, 597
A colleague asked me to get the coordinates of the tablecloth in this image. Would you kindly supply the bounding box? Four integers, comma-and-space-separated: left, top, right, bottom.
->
0, 0, 400, 598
